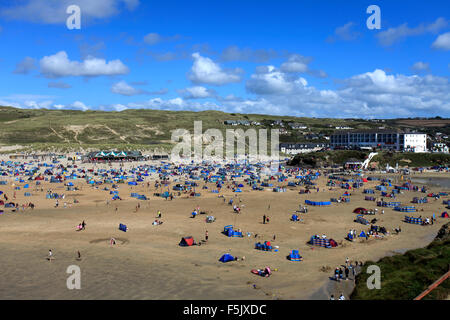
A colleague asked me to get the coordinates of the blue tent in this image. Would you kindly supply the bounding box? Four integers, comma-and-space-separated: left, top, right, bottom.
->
128, 181, 138, 186
291, 214, 299, 221
288, 250, 302, 261
119, 223, 127, 232
359, 231, 367, 238
219, 253, 235, 263
234, 188, 242, 193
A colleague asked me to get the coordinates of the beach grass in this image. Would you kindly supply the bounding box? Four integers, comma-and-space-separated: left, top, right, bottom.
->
351, 223, 450, 300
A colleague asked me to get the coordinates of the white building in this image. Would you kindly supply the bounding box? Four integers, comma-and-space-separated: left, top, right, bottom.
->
330, 130, 427, 153
403, 133, 427, 153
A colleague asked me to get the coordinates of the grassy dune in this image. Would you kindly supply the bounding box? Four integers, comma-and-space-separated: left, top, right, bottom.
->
351, 223, 450, 300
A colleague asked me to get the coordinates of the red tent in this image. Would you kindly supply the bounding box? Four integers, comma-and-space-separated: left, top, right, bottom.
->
0, 200, 4, 205
442, 212, 449, 218
362, 178, 368, 182
329, 239, 338, 247
179, 236, 195, 246
353, 207, 367, 214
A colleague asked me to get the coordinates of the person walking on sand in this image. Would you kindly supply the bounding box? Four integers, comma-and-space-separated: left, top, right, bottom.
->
48, 249, 53, 261
77, 251, 81, 260
345, 267, 349, 280
205, 230, 209, 242
263, 214, 266, 224
334, 268, 340, 282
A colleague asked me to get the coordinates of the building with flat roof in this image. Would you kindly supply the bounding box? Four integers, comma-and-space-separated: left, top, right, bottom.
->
330, 130, 427, 152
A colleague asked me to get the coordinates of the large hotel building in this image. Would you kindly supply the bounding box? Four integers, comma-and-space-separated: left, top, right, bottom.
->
330, 130, 427, 153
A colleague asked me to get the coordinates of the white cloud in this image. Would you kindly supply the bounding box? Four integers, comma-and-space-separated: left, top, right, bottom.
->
410, 61, 430, 73
178, 86, 215, 99
432, 32, 450, 50
246, 65, 309, 95
280, 54, 310, 73
188, 52, 242, 85
220, 46, 278, 62
40, 51, 129, 78
143, 33, 161, 45
1, 0, 140, 24
111, 81, 145, 96
143, 33, 180, 45
327, 22, 361, 42
376, 17, 448, 46
13, 57, 36, 74
48, 81, 72, 89
69, 101, 90, 111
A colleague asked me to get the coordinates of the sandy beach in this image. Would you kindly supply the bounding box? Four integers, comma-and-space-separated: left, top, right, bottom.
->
0, 158, 448, 300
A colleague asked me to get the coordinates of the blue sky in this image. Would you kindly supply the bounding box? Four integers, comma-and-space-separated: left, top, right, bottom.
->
0, 0, 449, 118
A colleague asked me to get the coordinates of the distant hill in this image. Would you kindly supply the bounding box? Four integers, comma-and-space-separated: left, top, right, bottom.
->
0, 106, 448, 152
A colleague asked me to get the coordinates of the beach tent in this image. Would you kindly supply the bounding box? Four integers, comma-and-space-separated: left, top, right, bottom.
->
353, 207, 367, 214
329, 239, 338, 247
255, 241, 272, 251
179, 236, 195, 246
441, 212, 449, 218
355, 215, 369, 225
119, 223, 127, 232
359, 231, 367, 238
288, 250, 302, 261
219, 253, 235, 263
291, 214, 299, 221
